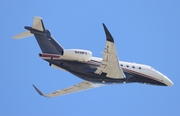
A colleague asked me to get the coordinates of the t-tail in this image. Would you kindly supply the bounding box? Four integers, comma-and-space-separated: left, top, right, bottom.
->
13, 16, 64, 55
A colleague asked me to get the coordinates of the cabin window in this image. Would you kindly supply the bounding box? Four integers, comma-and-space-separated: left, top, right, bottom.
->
126, 65, 129, 68
139, 67, 141, 69
132, 66, 135, 68
121, 64, 123, 66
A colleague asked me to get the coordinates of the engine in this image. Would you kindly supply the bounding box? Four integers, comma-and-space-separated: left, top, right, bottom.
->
62, 49, 92, 61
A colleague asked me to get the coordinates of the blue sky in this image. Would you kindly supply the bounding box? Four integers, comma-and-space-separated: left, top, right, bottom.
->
1, 0, 180, 115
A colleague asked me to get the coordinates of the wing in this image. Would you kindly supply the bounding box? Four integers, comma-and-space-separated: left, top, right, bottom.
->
33, 81, 101, 98
95, 24, 125, 79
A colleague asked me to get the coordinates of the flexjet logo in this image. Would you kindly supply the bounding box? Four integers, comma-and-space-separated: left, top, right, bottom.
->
75, 51, 87, 55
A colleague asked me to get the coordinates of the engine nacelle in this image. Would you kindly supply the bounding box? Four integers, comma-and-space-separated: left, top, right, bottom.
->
62, 49, 92, 61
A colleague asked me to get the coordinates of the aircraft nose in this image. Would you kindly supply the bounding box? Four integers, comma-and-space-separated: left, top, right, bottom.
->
163, 75, 174, 86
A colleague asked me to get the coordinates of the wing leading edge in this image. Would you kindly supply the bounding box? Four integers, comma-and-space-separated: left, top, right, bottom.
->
95, 24, 125, 79
33, 81, 101, 98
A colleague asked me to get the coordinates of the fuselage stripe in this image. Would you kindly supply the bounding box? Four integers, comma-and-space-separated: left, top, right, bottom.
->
89, 59, 163, 84
88, 60, 101, 65
122, 68, 163, 83
40, 53, 60, 58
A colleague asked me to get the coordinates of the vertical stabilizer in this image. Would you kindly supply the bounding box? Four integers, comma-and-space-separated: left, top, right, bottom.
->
13, 16, 64, 55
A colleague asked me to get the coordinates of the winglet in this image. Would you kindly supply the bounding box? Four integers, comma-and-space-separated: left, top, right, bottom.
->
32, 84, 49, 98
102, 23, 114, 43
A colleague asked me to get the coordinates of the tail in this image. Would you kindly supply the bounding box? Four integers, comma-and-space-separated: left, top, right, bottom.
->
13, 16, 64, 55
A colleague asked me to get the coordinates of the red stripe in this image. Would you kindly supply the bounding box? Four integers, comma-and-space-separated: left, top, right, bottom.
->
88, 61, 100, 65
41, 54, 60, 58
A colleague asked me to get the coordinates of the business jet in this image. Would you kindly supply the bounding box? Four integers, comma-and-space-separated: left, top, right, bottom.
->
13, 16, 173, 98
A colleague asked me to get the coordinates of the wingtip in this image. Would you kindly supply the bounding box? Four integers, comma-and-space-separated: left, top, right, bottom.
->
102, 23, 114, 43
32, 84, 46, 97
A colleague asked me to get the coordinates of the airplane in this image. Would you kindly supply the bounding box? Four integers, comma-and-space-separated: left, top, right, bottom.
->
13, 16, 173, 98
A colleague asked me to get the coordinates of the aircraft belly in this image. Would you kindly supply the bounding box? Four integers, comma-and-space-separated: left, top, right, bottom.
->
45, 59, 166, 85
45, 59, 126, 83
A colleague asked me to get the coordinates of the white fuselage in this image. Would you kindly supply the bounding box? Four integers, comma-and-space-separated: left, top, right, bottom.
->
39, 52, 173, 86
91, 57, 173, 86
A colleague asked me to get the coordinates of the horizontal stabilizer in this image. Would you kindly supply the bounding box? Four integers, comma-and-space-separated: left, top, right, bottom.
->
12, 31, 32, 39
32, 16, 45, 32
12, 16, 64, 55
13, 16, 44, 39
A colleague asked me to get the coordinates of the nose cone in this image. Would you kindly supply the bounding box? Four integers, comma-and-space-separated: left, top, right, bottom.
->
163, 75, 174, 86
